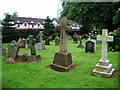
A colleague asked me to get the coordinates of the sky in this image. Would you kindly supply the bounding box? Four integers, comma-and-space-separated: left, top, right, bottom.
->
0, 0, 62, 20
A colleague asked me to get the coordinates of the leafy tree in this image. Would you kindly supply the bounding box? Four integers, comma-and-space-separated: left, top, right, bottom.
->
60, 2, 120, 34
43, 16, 55, 39
1, 13, 20, 43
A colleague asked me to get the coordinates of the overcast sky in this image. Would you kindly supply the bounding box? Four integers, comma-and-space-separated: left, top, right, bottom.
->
0, 0, 62, 20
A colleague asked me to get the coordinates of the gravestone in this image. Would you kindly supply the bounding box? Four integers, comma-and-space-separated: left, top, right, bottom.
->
7, 43, 16, 57
55, 36, 60, 46
11, 40, 17, 46
51, 18, 74, 72
45, 38, 50, 45
37, 31, 45, 50
85, 41, 94, 53
2, 48, 7, 55
0, 29, 2, 56
27, 35, 40, 62
91, 39, 96, 50
92, 29, 115, 77
77, 36, 84, 48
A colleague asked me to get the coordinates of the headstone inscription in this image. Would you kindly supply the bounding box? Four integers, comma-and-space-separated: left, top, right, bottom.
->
77, 36, 84, 48
27, 35, 41, 62
50, 18, 74, 72
92, 29, 115, 77
55, 36, 60, 46
85, 41, 94, 53
37, 31, 45, 50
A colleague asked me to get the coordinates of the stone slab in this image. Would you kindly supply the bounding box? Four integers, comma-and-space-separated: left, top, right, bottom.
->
99, 59, 110, 66
93, 68, 115, 77
27, 55, 41, 62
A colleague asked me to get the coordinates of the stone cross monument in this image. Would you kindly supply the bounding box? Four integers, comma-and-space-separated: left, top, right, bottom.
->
51, 18, 74, 72
37, 31, 45, 50
93, 29, 115, 77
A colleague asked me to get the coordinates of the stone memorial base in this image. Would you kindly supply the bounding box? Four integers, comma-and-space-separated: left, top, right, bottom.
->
92, 59, 115, 77
27, 55, 41, 62
37, 43, 45, 50
50, 51, 74, 72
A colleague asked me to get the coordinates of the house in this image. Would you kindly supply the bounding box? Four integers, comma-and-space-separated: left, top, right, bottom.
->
11, 16, 81, 31
11, 16, 45, 30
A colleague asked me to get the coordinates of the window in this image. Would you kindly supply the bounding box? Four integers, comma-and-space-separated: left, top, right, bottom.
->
38, 24, 40, 27
31, 21, 34, 23
18, 24, 20, 27
32, 25, 34, 28
24, 23, 27, 26
17, 20, 20, 23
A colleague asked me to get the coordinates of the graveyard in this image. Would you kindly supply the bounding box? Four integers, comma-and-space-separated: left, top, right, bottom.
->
0, 1, 120, 89
2, 39, 118, 88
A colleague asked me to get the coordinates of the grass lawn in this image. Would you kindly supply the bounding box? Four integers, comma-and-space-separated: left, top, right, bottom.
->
2, 40, 119, 88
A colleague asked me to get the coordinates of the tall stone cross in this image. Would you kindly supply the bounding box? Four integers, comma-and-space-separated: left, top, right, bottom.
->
97, 29, 113, 61
56, 18, 72, 52
29, 35, 36, 55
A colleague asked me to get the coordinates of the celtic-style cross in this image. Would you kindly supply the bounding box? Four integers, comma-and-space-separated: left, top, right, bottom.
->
56, 18, 72, 52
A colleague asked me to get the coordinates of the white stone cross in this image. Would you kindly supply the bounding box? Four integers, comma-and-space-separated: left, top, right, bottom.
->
56, 18, 72, 52
97, 29, 113, 61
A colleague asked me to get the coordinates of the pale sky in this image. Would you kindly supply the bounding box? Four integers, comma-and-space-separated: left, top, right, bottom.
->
0, 0, 62, 20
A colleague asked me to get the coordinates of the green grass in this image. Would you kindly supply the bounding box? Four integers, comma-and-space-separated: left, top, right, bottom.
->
2, 40, 119, 88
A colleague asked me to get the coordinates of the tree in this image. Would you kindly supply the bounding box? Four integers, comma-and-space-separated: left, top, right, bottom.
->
43, 16, 55, 39
60, 2, 120, 34
1, 13, 20, 43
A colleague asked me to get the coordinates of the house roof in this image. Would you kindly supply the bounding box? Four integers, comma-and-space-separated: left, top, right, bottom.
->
12, 16, 45, 25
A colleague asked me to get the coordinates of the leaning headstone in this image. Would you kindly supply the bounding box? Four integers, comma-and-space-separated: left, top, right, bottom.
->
0, 29, 2, 56
51, 18, 74, 72
77, 36, 84, 48
2, 48, 7, 55
85, 41, 94, 53
27, 35, 40, 62
93, 29, 115, 77
36, 31, 45, 50
55, 36, 60, 46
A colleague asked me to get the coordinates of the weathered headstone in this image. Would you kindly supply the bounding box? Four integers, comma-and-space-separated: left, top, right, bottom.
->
85, 41, 94, 53
51, 18, 74, 72
55, 36, 60, 46
92, 29, 115, 77
7, 43, 16, 57
2, 48, 7, 55
0, 29, 2, 56
77, 36, 84, 48
36, 31, 45, 50
27, 35, 40, 62
11, 40, 17, 46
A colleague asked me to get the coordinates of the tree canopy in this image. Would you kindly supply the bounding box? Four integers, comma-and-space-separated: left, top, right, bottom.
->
60, 2, 120, 34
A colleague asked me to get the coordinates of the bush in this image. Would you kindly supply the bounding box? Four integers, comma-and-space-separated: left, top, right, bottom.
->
2, 29, 20, 43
